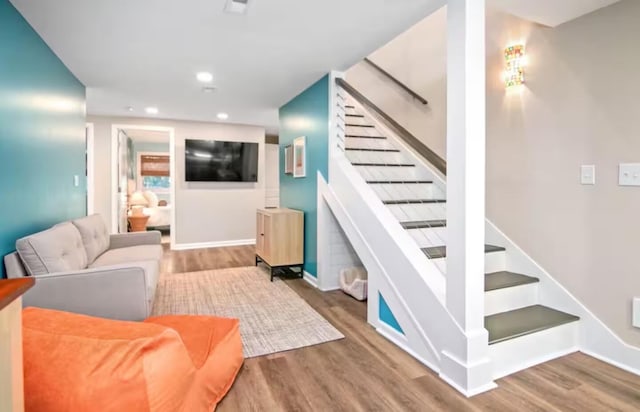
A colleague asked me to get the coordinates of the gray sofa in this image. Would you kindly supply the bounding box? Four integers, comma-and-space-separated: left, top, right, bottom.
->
3, 214, 162, 321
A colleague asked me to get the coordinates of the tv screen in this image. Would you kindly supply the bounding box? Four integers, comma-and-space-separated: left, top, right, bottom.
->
185, 139, 258, 182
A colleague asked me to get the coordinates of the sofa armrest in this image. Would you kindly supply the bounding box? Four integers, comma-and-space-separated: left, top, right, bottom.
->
110, 231, 161, 250
23, 265, 153, 321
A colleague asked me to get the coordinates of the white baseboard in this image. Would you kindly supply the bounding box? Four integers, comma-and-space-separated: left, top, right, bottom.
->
172, 239, 256, 251
320, 285, 342, 292
439, 373, 498, 398
303, 271, 319, 288
581, 349, 640, 377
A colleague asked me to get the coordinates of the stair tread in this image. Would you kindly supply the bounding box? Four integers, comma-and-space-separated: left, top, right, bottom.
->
384, 199, 446, 205
345, 148, 400, 152
422, 244, 505, 259
401, 220, 447, 229
486, 305, 579, 345
346, 134, 386, 139
346, 124, 375, 128
345, 114, 364, 118
352, 163, 415, 167
485, 271, 539, 291
366, 180, 433, 184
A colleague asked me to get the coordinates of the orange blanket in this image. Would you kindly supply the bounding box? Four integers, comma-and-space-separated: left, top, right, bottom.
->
23, 307, 243, 411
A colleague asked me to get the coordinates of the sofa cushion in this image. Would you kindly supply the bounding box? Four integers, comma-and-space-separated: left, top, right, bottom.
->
72, 214, 110, 264
16, 222, 88, 276
89, 245, 163, 269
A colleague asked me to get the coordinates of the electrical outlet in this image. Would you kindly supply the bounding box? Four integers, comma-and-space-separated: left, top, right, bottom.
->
633, 298, 640, 328
73, 175, 79, 187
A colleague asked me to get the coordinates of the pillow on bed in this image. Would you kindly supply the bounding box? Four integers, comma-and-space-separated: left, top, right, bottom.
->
143, 191, 159, 208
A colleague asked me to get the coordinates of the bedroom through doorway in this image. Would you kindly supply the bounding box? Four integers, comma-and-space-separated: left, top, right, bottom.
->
114, 126, 174, 245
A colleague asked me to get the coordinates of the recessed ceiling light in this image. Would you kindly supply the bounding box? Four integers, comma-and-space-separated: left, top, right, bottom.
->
145, 107, 159, 115
196, 72, 213, 83
217, 112, 229, 120
126, 106, 134, 112
224, 0, 250, 14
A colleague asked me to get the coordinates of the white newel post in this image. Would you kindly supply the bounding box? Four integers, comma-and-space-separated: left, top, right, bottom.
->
440, 0, 495, 395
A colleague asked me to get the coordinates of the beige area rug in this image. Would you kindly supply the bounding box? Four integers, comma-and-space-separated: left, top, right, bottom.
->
152, 266, 344, 358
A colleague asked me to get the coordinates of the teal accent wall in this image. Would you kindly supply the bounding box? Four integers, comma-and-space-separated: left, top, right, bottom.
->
379, 292, 404, 334
279, 75, 329, 277
0, 0, 86, 277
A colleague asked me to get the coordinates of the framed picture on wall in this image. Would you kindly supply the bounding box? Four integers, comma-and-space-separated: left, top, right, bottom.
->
284, 145, 293, 175
293, 136, 306, 178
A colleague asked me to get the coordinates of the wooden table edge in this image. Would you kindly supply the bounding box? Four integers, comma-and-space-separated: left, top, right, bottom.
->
0, 277, 34, 311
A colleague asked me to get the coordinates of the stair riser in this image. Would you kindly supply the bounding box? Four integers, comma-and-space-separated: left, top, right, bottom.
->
345, 139, 397, 151
489, 322, 579, 380
406, 227, 447, 249
371, 184, 445, 202
346, 151, 410, 165
386, 203, 447, 222
485, 283, 539, 316
354, 165, 433, 182
431, 251, 506, 274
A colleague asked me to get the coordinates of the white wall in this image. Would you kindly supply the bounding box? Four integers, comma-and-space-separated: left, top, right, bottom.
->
346, 0, 640, 347
88, 115, 266, 246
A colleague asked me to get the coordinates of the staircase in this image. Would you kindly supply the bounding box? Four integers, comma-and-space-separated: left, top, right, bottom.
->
329, 85, 581, 383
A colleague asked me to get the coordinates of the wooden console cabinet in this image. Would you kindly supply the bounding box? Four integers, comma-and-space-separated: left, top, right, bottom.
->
255, 208, 304, 281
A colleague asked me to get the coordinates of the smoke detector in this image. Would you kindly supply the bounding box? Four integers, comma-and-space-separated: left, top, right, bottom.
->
224, 0, 250, 14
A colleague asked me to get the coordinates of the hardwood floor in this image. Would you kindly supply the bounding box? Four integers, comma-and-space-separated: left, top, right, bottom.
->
164, 245, 640, 411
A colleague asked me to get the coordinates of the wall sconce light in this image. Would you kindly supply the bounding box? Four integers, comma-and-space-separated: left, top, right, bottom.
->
504, 44, 525, 88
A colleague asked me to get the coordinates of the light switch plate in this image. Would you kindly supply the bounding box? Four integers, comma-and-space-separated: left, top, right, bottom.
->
619, 163, 640, 186
634, 298, 640, 328
73, 175, 80, 187
581, 165, 595, 185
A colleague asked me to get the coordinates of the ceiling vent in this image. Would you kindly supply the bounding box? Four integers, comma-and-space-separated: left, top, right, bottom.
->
224, 0, 250, 15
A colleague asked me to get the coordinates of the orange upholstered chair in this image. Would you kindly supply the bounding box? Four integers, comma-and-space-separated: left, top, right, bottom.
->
22, 307, 243, 412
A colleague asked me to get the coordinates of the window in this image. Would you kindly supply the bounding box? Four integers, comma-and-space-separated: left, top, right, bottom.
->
138, 153, 170, 192
142, 175, 170, 190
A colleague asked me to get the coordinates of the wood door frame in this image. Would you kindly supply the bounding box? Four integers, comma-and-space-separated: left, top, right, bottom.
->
110, 124, 176, 249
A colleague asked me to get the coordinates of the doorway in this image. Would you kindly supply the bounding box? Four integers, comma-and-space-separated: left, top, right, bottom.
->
110, 124, 176, 247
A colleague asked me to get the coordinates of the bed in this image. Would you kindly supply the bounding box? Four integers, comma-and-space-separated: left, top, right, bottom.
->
141, 191, 171, 228
143, 204, 171, 228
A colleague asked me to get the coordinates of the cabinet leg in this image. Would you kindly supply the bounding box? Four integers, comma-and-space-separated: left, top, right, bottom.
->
270, 267, 274, 282
255, 255, 258, 266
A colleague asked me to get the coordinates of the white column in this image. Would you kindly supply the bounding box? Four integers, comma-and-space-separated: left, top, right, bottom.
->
439, 0, 494, 395
446, 0, 486, 333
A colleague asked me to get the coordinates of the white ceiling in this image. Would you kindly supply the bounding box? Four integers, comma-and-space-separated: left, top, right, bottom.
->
123, 129, 170, 144
488, 0, 621, 27
10, 0, 620, 133
10, 0, 445, 133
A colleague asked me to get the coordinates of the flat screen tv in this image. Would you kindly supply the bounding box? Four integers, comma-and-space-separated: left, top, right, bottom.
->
185, 139, 258, 182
